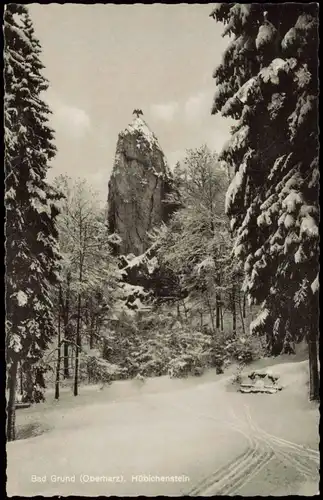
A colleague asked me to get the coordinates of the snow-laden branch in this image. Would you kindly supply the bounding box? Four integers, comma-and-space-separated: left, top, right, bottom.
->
121, 241, 159, 272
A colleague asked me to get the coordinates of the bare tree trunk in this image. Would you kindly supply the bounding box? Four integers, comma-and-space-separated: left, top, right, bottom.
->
7, 360, 18, 442
63, 272, 71, 379
19, 361, 23, 397
308, 295, 319, 401
206, 293, 216, 335
308, 338, 319, 401
216, 294, 221, 330
220, 306, 224, 332
95, 316, 102, 342
22, 364, 33, 403
63, 339, 69, 378
232, 286, 237, 335
243, 293, 246, 319
200, 312, 203, 330
308, 327, 320, 401
70, 343, 75, 372
182, 300, 188, 322
89, 300, 95, 349
74, 293, 82, 397
238, 291, 246, 336
55, 294, 62, 400
89, 330, 94, 349
177, 303, 181, 320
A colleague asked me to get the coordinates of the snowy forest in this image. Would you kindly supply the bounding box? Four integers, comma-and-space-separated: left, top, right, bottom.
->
5, 3, 319, 497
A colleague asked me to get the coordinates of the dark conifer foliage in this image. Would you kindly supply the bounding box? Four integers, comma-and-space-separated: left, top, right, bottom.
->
211, 4, 319, 399
4, 4, 62, 439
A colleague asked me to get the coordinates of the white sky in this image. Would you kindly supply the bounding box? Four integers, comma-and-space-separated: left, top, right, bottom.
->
29, 3, 234, 202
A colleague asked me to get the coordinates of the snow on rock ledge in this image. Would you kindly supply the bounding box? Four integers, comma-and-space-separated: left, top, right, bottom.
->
107, 116, 174, 255
121, 117, 161, 152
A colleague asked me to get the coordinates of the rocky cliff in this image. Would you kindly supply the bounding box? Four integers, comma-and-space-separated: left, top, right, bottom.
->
107, 116, 175, 256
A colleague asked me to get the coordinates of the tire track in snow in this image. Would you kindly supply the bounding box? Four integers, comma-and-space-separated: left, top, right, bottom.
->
189, 444, 261, 496
219, 448, 274, 496
243, 406, 319, 460
170, 400, 273, 497
188, 448, 254, 495
173, 397, 318, 496
241, 404, 319, 481
201, 446, 273, 496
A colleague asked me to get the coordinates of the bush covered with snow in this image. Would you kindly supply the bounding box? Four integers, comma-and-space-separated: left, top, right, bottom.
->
81, 348, 125, 384
225, 334, 266, 365
168, 353, 205, 378
100, 310, 240, 380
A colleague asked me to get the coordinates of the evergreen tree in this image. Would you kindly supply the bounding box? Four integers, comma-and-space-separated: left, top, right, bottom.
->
4, 4, 62, 440
211, 4, 319, 399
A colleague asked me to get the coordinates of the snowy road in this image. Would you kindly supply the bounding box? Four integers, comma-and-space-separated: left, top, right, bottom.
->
6, 361, 320, 496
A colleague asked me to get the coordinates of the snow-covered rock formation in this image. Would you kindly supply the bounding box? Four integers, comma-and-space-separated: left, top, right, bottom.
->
107, 116, 174, 256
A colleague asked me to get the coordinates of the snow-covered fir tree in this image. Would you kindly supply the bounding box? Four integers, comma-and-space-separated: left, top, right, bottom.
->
211, 4, 319, 399
4, 4, 62, 439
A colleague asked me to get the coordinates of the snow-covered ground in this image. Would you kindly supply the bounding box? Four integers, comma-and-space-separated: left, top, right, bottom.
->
6, 355, 319, 497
